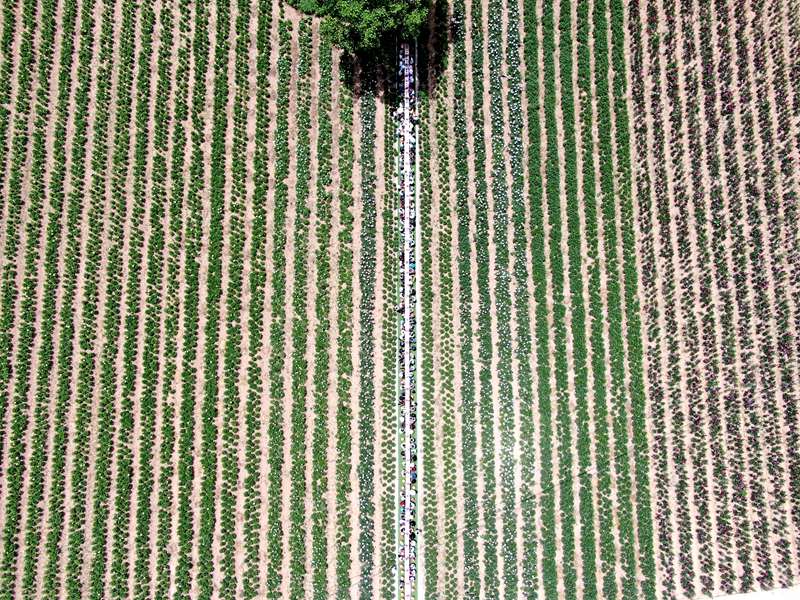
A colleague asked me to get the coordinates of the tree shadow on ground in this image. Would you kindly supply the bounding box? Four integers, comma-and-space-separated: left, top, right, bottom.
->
337, 0, 459, 103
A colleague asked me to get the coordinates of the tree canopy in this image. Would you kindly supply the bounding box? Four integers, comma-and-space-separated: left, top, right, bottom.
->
293, 0, 429, 53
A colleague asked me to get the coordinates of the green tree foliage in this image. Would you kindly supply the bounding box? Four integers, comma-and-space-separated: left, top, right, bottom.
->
292, 0, 428, 52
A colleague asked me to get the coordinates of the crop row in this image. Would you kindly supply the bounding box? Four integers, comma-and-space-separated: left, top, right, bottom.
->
16, 0, 92, 595
242, 0, 274, 595
356, 67, 378, 599
0, 0, 38, 466
264, 18, 291, 599
176, 0, 211, 592
0, 0, 61, 594
288, 18, 313, 599
379, 71, 398, 599
216, 0, 252, 596
334, 52, 355, 599
431, 9, 459, 593
154, 0, 192, 595
310, 32, 334, 600
450, 0, 479, 592
468, 0, 501, 590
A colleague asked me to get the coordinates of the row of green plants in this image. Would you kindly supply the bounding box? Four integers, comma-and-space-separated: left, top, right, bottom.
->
78, 1, 122, 597
218, 0, 251, 595
451, 0, 479, 593
133, 1, 176, 597
155, 0, 192, 595
418, 66, 437, 599
109, 2, 157, 596
541, 0, 575, 594
0, 0, 38, 463
196, 0, 231, 592
334, 53, 356, 600
379, 72, 398, 599
0, 0, 20, 206
264, 18, 292, 599
0, 0, 61, 593
310, 33, 334, 600
242, 0, 275, 594
17, 0, 91, 595
573, 1, 608, 596
468, 0, 500, 591
431, 16, 459, 594
288, 18, 313, 599
176, 0, 211, 592
505, 0, 538, 595
486, 0, 519, 594
521, 0, 552, 595
356, 68, 378, 600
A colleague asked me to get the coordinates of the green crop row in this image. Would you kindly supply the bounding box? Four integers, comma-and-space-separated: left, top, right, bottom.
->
431, 22, 458, 595
17, 0, 92, 595
379, 71, 397, 599
176, 0, 211, 593
195, 0, 230, 593
80, 1, 124, 597
451, 0, 479, 592
0, 0, 38, 459
521, 0, 554, 595
288, 18, 313, 599
264, 19, 292, 599
217, 0, 251, 596
468, 0, 499, 591
0, 0, 61, 594
108, 2, 157, 596
486, 0, 518, 593
310, 33, 334, 600
132, 2, 175, 597
334, 53, 355, 599
0, 0, 19, 203
242, 0, 274, 594
356, 68, 377, 600
419, 68, 437, 599
243, 0, 275, 590
154, 0, 191, 595
506, 1, 538, 597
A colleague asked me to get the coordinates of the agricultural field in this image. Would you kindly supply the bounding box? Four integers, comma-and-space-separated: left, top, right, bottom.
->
0, 0, 798, 598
